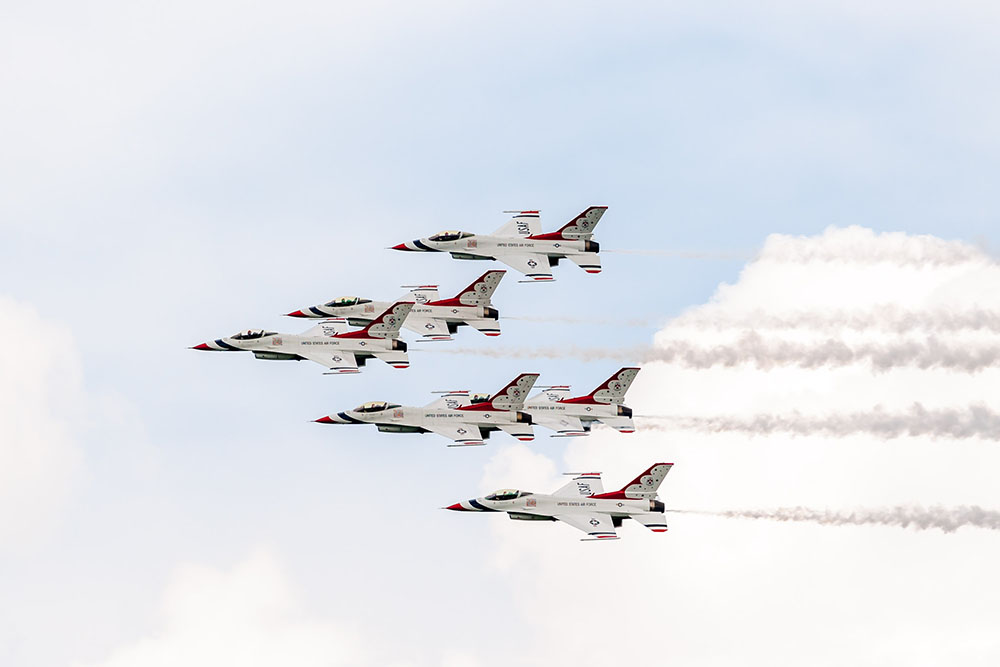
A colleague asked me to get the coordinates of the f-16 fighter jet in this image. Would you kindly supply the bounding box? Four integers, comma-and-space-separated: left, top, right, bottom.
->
525, 367, 640, 437
445, 463, 672, 540
314, 373, 539, 446
191, 302, 413, 374
285, 270, 506, 341
391, 206, 607, 282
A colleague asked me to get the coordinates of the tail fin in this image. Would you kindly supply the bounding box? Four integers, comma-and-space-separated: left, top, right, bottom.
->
564, 368, 640, 405
337, 302, 413, 339
459, 373, 539, 411
451, 270, 505, 306
595, 463, 673, 500
553, 206, 607, 240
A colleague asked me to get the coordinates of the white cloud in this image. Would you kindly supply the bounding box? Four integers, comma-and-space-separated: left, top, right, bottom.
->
477, 226, 1000, 666
78, 550, 365, 667
0, 296, 85, 542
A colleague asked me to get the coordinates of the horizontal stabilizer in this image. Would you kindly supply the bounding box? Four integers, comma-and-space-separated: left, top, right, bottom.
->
464, 318, 501, 337
372, 350, 410, 369
567, 252, 602, 274
634, 513, 669, 532
496, 423, 535, 442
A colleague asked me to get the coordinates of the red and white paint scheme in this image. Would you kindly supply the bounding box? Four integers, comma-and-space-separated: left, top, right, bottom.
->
190, 302, 414, 374
313, 373, 539, 446
523, 367, 640, 437
390, 206, 607, 282
285, 270, 505, 341
445, 463, 673, 541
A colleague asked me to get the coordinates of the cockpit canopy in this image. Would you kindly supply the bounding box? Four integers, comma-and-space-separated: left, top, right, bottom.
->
469, 393, 491, 405
428, 230, 473, 242
485, 489, 529, 501
324, 296, 373, 308
354, 401, 402, 413
231, 329, 277, 340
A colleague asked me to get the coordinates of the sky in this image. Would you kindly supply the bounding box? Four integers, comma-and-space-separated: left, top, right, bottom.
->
2, 1, 1000, 665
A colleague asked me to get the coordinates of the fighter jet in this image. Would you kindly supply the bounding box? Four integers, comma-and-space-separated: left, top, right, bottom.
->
524, 367, 640, 437
191, 302, 413, 374
445, 463, 673, 540
391, 206, 607, 282
314, 373, 539, 446
285, 270, 506, 341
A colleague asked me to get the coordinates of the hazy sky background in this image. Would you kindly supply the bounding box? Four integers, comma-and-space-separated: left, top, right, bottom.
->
3, 2, 1000, 665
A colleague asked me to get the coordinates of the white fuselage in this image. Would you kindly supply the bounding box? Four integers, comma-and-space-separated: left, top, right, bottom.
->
202, 332, 395, 359
527, 401, 621, 425
326, 404, 529, 437
295, 299, 496, 327
463, 493, 657, 519
331, 405, 518, 430
421, 234, 591, 259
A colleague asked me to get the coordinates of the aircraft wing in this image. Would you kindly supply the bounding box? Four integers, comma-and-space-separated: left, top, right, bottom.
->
424, 392, 472, 410
526, 387, 570, 405
425, 422, 486, 446
533, 415, 588, 437
298, 350, 361, 374
301, 319, 351, 337
404, 316, 452, 341
400, 286, 439, 304
554, 513, 618, 540
497, 254, 554, 282
493, 211, 541, 237
553, 472, 604, 497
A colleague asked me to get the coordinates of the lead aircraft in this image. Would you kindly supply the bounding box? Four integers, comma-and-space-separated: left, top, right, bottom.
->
391, 206, 608, 282
446, 463, 673, 540
191, 302, 413, 374
285, 270, 506, 341
314, 373, 539, 446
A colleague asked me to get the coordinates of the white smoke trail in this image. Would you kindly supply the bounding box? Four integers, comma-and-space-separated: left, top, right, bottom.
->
505, 315, 661, 328
431, 334, 1000, 372
751, 227, 995, 267
679, 506, 1000, 533
505, 307, 1000, 333
638, 404, 1000, 440
670, 307, 1000, 334
606, 228, 997, 266
604, 249, 751, 260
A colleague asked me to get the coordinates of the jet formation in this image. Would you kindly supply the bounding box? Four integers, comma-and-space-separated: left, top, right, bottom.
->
193, 205, 675, 540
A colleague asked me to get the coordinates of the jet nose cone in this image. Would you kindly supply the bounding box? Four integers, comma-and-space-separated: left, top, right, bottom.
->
313, 416, 336, 424
390, 243, 411, 251
190, 343, 211, 350
286, 310, 307, 318
444, 502, 469, 511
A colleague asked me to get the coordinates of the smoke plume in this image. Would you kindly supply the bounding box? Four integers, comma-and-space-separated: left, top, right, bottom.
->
639, 404, 1000, 440
680, 506, 1000, 533
432, 334, 1000, 372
